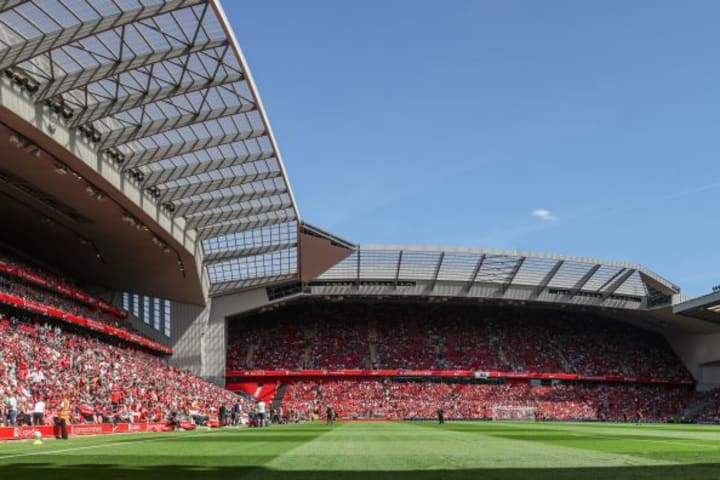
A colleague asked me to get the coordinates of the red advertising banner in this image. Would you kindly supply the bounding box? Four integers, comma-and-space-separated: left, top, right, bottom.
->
0, 422, 168, 441
226, 369, 695, 386
0, 292, 171, 355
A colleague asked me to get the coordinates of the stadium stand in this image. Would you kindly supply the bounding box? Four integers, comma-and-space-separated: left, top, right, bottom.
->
228, 302, 703, 423
1, 0, 719, 443
0, 307, 246, 428
227, 303, 692, 380
682, 388, 720, 423
0, 253, 125, 319
0, 276, 134, 332
0, 251, 171, 353
281, 379, 694, 422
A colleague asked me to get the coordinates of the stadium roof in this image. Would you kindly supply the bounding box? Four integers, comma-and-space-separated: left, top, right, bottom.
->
0, 1, 694, 308
673, 290, 720, 326
314, 245, 679, 308
0, 0, 298, 296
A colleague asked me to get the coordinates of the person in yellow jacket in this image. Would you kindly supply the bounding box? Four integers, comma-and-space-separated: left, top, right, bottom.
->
57, 397, 70, 440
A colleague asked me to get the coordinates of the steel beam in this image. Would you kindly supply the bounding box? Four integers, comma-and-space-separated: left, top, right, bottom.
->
196, 209, 295, 239
35, 38, 227, 102
428, 252, 445, 292
0, 0, 206, 72
158, 169, 281, 203
500, 257, 526, 294
185, 197, 292, 229
208, 273, 298, 295
602, 268, 636, 299
71, 65, 244, 128
393, 250, 403, 289
100, 102, 254, 149
172, 185, 286, 217
203, 242, 297, 265
462, 254, 486, 294
0, 0, 28, 13
121, 124, 264, 169
568, 263, 602, 297
142, 152, 274, 188
533, 260, 564, 297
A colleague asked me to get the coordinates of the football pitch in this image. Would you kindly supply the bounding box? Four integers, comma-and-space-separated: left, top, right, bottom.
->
2, 421, 720, 479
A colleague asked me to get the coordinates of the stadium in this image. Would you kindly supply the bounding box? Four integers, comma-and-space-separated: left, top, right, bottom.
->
1, 1, 720, 479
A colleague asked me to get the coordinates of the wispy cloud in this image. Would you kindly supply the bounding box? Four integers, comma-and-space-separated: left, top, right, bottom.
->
531, 209, 557, 222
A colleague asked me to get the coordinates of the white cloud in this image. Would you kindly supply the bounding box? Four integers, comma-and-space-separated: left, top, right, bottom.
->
531, 209, 557, 222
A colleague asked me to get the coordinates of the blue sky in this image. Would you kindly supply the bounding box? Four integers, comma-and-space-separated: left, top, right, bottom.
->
224, 1, 720, 297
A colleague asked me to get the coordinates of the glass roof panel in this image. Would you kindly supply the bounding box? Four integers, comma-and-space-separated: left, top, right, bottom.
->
0, 0, 298, 292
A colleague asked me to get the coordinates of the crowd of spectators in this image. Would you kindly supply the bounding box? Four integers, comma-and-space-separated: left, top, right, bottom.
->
0, 253, 123, 316
682, 387, 720, 423
0, 275, 137, 332
0, 252, 161, 344
227, 302, 692, 380
227, 314, 372, 371
227, 317, 307, 370
0, 308, 247, 428
281, 379, 694, 422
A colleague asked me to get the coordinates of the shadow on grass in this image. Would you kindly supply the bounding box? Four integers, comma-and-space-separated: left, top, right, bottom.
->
2, 463, 720, 480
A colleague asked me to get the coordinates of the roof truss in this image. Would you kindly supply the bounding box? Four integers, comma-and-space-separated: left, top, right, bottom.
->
0, 0, 206, 72
69, 46, 243, 128
121, 120, 265, 169
203, 242, 297, 265
602, 269, 637, 299
0, 0, 298, 293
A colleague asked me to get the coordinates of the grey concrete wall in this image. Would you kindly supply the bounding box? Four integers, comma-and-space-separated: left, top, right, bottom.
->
666, 332, 720, 391
169, 300, 208, 377
167, 287, 271, 385
203, 287, 272, 384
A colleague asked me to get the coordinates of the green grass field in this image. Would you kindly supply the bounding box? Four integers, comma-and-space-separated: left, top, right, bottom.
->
2, 421, 720, 479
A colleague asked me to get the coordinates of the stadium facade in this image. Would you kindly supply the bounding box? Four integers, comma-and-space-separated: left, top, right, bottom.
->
1, 0, 720, 390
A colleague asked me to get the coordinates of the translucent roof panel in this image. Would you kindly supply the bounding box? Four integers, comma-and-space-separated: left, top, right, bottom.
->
582, 265, 625, 292
207, 246, 297, 284
397, 250, 443, 281
317, 246, 677, 303
547, 261, 598, 289
317, 250, 358, 281
359, 249, 401, 280
476, 255, 522, 284
202, 221, 297, 255
512, 257, 562, 287
436, 252, 482, 282
613, 271, 647, 297
0, 0, 299, 295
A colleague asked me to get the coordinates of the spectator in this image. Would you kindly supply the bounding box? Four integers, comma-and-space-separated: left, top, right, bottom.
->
0, 308, 250, 429
32, 396, 45, 425
227, 303, 692, 381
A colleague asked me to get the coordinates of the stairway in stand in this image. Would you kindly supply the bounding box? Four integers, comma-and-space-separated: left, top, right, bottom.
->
272, 383, 289, 410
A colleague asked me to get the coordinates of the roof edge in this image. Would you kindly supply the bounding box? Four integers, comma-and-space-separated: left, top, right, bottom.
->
358, 244, 680, 294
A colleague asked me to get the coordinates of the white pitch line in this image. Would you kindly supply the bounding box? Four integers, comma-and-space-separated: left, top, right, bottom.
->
0, 430, 212, 461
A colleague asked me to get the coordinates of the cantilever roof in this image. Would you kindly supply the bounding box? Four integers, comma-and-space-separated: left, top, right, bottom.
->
0, 0, 299, 294
318, 245, 679, 299
0, 2, 684, 301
